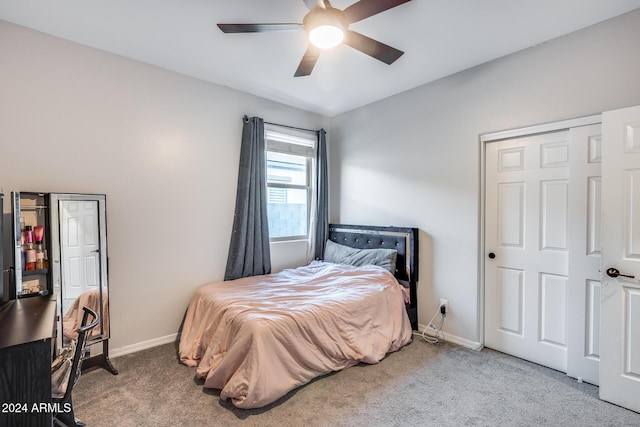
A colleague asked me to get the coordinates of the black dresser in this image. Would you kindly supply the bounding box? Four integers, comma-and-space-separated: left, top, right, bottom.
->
0, 295, 57, 427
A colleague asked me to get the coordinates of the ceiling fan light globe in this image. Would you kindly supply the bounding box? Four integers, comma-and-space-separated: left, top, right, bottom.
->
309, 25, 344, 49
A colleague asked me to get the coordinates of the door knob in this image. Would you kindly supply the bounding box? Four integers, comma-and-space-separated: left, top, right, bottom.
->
488, 252, 496, 259
606, 267, 635, 279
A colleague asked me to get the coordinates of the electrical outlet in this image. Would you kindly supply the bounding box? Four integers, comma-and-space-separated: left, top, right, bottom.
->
439, 299, 448, 310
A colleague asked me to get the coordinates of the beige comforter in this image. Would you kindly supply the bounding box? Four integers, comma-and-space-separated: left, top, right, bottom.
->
62, 288, 108, 340
179, 261, 412, 409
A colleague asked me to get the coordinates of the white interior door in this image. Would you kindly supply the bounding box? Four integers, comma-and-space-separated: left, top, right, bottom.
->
60, 200, 100, 303
567, 123, 602, 385
600, 105, 640, 413
485, 130, 571, 372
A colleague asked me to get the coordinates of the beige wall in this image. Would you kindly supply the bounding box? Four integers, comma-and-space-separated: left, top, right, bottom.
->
329, 9, 640, 346
0, 21, 328, 352
4, 8, 640, 354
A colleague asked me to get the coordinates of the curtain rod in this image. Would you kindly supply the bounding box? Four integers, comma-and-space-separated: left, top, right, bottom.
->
243, 115, 323, 134
265, 121, 320, 134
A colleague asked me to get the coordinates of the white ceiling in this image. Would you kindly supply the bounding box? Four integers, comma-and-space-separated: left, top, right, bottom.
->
1, 0, 639, 116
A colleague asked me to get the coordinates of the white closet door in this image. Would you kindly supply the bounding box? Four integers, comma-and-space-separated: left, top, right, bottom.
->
485, 130, 570, 372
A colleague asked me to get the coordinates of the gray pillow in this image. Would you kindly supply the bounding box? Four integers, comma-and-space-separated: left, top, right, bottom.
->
323, 239, 397, 273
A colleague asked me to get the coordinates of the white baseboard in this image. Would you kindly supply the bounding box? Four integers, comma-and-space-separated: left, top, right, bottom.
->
417, 323, 482, 351
110, 333, 179, 358
110, 328, 483, 359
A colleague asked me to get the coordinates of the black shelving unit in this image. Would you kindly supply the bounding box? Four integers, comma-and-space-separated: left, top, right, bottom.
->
12, 192, 53, 298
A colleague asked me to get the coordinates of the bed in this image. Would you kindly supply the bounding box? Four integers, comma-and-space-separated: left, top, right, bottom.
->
179, 224, 419, 409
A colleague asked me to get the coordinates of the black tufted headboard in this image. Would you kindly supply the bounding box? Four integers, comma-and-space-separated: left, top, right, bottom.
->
327, 224, 419, 330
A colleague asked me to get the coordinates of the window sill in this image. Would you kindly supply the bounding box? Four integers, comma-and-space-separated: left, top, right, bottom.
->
270, 238, 310, 244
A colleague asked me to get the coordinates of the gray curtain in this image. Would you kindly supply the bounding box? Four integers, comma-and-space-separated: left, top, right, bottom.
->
224, 116, 271, 280
313, 129, 329, 259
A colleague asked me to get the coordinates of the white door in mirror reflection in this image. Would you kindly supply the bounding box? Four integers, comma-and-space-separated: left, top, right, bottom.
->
60, 201, 100, 303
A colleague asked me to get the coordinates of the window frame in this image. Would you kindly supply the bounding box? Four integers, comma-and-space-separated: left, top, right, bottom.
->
264, 124, 317, 242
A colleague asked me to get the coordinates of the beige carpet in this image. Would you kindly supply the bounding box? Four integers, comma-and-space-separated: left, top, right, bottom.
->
73, 338, 640, 426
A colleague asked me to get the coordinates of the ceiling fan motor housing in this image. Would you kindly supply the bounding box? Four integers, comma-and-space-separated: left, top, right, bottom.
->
303, 7, 348, 37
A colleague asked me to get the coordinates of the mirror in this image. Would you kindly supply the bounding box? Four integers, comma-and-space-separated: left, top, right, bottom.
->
51, 194, 116, 374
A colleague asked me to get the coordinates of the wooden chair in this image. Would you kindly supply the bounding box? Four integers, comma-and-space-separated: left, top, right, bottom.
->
52, 306, 99, 427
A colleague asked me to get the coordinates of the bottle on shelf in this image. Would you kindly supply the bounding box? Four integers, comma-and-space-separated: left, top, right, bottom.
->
34, 225, 44, 243
35, 241, 45, 270
24, 225, 36, 271
24, 224, 33, 243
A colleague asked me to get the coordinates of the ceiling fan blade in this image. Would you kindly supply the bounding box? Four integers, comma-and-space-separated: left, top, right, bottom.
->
344, 30, 404, 65
217, 23, 303, 33
294, 45, 322, 77
303, 0, 326, 10
343, 0, 412, 23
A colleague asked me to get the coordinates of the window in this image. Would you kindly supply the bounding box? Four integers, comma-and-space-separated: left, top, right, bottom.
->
265, 124, 317, 241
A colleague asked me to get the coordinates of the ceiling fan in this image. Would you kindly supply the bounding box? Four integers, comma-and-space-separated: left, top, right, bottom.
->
217, 0, 412, 77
